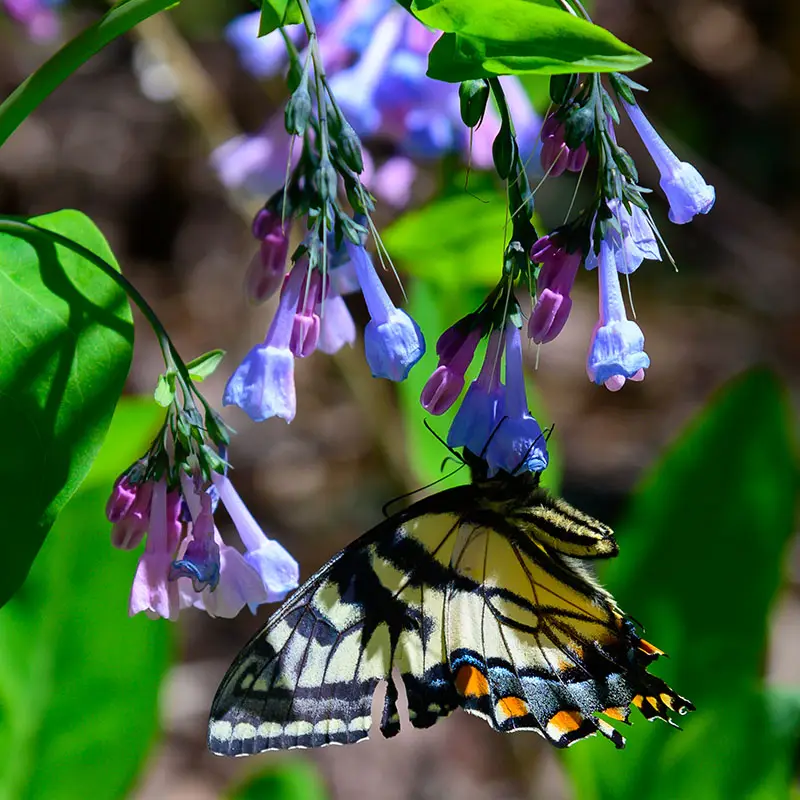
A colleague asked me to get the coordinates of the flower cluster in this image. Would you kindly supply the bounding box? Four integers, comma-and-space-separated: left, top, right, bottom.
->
106, 372, 298, 620
215, 0, 541, 209
522, 72, 714, 391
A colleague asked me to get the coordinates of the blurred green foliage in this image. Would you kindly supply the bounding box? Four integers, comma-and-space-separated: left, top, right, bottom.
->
226, 760, 329, 800
0, 211, 133, 610
562, 369, 800, 799
0, 398, 170, 800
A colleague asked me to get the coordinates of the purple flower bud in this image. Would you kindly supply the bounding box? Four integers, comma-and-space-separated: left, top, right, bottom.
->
421, 328, 481, 415
566, 141, 589, 173
110, 479, 155, 550
224, 263, 307, 422
540, 114, 570, 177
529, 233, 582, 344
435, 314, 478, 363
106, 473, 138, 524
623, 100, 715, 225
245, 210, 289, 304
347, 241, 425, 381
290, 268, 323, 358
586, 240, 650, 390
447, 331, 505, 456
485, 325, 549, 477
317, 295, 356, 354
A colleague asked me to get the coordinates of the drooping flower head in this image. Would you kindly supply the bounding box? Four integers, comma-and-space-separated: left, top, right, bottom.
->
346, 240, 425, 381
586, 238, 650, 391
623, 100, 715, 225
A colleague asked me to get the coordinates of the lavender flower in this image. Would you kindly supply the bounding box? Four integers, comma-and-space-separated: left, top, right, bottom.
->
623, 100, 715, 225
485, 325, 549, 477
170, 491, 221, 592
317, 294, 356, 354
586, 239, 649, 391
128, 482, 182, 620
224, 262, 308, 422
347, 241, 425, 381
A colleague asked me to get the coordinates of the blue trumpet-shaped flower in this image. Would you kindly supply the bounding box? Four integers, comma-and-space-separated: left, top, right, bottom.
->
586, 240, 650, 390
346, 241, 425, 381
623, 100, 715, 225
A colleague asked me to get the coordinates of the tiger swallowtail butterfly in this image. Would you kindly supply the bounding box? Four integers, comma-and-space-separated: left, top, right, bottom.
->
208, 451, 693, 755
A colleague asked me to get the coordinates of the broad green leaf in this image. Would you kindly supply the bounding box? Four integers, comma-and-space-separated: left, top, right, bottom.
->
400, 280, 561, 494
409, 0, 650, 81
187, 348, 226, 382
563, 369, 798, 800
0, 397, 170, 800
0, 211, 133, 609
383, 191, 508, 290
227, 760, 329, 800
259, 0, 303, 36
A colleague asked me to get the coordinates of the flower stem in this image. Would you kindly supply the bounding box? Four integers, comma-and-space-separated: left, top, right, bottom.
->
0, 0, 180, 148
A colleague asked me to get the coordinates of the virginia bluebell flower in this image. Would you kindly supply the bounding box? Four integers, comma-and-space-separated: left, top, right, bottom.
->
529, 233, 582, 344
170, 490, 221, 592
212, 473, 299, 606
346, 241, 425, 381
485, 325, 549, 477
447, 330, 505, 456
584, 199, 660, 274
128, 481, 182, 620
317, 295, 356, 354
586, 239, 649, 391
224, 262, 307, 422
623, 100, 715, 225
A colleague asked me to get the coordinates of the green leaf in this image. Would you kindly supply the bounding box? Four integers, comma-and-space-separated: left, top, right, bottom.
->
186, 348, 226, 382
153, 371, 176, 407
0, 397, 171, 800
0, 211, 133, 610
227, 760, 329, 800
259, 0, 303, 36
409, 0, 650, 81
563, 369, 798, 800
383, 191, 508, 290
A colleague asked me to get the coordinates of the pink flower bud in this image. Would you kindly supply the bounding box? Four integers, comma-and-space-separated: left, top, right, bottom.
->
106, 473, 137, 523
528, 288, 573, 344
421, 328, 481, 415
245, 209, 289, 304
567, 142, 589, 172
540, 114, 569, 177
110, 480, 155, 550
290, 267, 324, 358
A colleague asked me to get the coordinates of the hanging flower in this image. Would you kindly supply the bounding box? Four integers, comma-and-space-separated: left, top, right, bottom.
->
586, 239, 650, 391
529, 233, 582, 344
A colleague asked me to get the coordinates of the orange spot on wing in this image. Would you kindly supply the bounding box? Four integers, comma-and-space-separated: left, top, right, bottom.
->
455, 665, 490, 698
548, 709, 583, 734
646, 696, 660, 710
632, 694, 644, 709
497, 696, 528, 719
660, 693, 675, 710
603, 707, 627, 721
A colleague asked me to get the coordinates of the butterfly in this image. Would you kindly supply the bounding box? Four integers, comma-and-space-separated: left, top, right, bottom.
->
208, 450, 693, 756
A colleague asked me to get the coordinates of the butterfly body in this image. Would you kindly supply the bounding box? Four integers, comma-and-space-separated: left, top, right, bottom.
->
209, 460, 692, 756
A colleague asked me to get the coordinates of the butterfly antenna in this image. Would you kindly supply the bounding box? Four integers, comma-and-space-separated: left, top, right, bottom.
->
479, 415, 509, 460
423, 419, 465, 464
382, 461, 467, 517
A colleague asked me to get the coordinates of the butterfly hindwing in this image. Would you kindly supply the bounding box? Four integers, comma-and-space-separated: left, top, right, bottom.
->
208, 503, 468, 755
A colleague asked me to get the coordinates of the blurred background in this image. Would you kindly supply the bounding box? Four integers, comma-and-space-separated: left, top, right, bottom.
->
0, 0, 798, 798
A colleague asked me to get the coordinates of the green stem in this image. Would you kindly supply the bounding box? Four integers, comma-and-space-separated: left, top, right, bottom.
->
0, 0, 179, 148
296, 0, 329, 153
